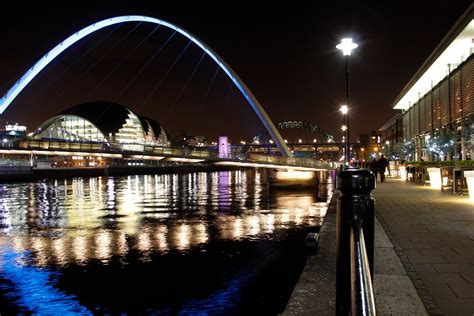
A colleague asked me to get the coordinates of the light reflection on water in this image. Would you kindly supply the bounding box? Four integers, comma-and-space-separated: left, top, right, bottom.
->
0, 170, 333, 313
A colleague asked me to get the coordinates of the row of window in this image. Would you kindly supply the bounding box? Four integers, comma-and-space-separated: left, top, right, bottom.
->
403, 55, 474, 139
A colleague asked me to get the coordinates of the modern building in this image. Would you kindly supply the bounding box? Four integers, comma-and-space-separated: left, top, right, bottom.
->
31, 101, 169, 151
383, 4, 474, 160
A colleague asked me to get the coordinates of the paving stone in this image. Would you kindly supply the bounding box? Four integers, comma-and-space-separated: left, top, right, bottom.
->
436, 298, 474, 315
419, 272, 469, 285
449, 283, 474, 298
375, 247, 405, 275
427, 284, 456, 299
413, 263, 436, 273
432, 263, 474, 273
460, 272, 474, 284
373, 179, 474, 315
374, 275, 427, 315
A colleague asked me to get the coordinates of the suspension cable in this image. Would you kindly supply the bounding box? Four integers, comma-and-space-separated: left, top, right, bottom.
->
64, 21, 144, 100
169, 52, 207, 112
49, 24, 123, 86
224, 80, 233, 108
87, 24, 161, 98
139, 40, 192, 111
198, 65, 220, 108
116, 30, 178, 97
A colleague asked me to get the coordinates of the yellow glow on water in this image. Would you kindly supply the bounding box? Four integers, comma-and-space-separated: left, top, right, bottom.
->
31, 237, 48, 267
175, 224, 191, 250
193, 223, 208, 245
138, 228, 152, 253
233, 218, 243, 239
264, 214, 275, 233
73, 236, 88, 263
155, 225, 168, 251
96, 230, 111, 262
246, 215, 260, 236
0, 171, 332, 266
51, 238, 66, 265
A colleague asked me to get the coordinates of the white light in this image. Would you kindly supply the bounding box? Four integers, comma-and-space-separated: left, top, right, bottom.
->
284, 139, 288, 143
298, 139, 302, 143
341, 125, 347, 131
2, 139, 7, 143
340, 105, 348, 115
336, 38, 358, 56
393, 20, 474, 110
269, 140, 273, 144
313, 139, 317, 143
465, 171, 474, 202
427, 168, 442, 189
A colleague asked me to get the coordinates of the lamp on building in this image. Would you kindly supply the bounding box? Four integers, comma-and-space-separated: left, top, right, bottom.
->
336, 38, 358, 163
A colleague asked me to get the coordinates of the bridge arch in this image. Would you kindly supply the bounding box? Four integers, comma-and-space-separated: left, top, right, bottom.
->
0, 16, 291, 157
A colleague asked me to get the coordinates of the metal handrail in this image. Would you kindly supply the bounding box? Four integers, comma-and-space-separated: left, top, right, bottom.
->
351, 226, 376, 315
336, 168, 376, 315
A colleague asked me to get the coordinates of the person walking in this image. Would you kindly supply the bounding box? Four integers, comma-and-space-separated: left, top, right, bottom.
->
369, 158, 378, 181
378, 154, 389, 183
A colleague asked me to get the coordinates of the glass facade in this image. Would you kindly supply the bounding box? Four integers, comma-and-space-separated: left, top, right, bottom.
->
402, 55, 474, 139
33, 110, 169, 152
35, 115, 106, 143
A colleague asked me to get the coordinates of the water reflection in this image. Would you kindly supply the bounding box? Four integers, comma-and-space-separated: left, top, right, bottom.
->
0, 170, 332, 312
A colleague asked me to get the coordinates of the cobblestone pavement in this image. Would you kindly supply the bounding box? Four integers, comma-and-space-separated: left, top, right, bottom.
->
373, 178, 474, 315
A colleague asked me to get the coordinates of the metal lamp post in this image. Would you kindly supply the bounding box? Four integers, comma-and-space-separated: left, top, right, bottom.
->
336, 38, 358, 164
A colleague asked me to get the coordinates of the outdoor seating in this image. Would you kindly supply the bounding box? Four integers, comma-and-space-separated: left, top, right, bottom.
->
441, 166, 454, 192
454, 167, 473, 195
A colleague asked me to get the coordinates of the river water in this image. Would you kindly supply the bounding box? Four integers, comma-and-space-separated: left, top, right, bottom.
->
0, 170, 333, 314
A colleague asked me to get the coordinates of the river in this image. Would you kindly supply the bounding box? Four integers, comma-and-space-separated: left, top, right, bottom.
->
0, 169, 333, 314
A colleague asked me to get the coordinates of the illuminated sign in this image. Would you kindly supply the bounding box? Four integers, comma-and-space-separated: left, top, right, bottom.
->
5, 123, 27, 132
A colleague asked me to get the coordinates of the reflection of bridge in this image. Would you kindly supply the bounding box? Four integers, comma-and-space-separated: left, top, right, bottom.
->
0, 172, 329, 267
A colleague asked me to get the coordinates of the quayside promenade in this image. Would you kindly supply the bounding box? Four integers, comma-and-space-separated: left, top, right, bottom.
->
374, 178, 474, 315
285, 177, 474, 315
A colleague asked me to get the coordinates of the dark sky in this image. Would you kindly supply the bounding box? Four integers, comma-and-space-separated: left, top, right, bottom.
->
0, 0, 472, 142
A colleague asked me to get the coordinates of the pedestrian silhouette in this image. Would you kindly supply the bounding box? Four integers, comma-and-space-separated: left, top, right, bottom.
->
378, 154, 389, 183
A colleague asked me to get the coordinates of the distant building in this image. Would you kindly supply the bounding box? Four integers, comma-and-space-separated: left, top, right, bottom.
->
31, 101, 169, 151
384, 4, 474, 160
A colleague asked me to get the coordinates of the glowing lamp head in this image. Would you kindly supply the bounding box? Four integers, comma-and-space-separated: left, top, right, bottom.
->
336, 38, 358, 56
340, 105, 348, 115
298, 139, 302, 143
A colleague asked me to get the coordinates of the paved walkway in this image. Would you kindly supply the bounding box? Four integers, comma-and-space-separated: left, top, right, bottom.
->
284, 191, 426, 315
373, 178, 474, 315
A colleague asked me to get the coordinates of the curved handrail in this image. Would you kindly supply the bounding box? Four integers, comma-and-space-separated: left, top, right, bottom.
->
0, 15, 291, 157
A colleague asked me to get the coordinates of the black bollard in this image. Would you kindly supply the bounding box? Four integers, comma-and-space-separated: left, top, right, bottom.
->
336, 167, 375, 315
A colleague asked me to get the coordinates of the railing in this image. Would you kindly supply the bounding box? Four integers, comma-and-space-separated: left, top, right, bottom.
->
11, 140, 337, 169
336, 168, 376, 315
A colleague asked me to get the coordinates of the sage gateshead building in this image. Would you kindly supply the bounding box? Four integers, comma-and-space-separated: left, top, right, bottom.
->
30, 101, 169, 151
381, 4, 474, 160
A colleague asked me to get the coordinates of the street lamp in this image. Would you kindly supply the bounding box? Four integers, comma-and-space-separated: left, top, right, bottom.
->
336, 38, 358, 164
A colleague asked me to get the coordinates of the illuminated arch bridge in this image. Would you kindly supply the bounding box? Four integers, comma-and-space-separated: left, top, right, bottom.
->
0, 15, 291, 157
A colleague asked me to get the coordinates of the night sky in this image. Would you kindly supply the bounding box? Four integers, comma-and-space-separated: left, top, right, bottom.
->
0, 1, 472, 142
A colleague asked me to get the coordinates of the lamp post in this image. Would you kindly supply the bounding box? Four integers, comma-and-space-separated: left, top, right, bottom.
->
336, 38, 358, 164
